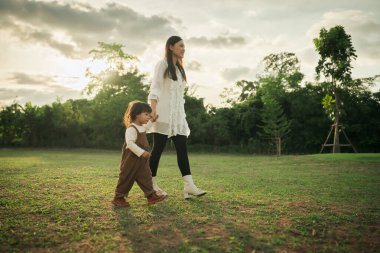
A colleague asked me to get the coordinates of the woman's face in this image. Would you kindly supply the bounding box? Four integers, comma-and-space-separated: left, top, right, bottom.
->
170, 40, 185, 59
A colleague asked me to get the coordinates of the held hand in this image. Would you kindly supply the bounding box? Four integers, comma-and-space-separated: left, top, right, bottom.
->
151, 111, 159, 122
142, 151, 150, 159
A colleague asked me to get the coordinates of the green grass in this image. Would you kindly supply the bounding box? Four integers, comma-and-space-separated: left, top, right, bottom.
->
0, 149, 379, 253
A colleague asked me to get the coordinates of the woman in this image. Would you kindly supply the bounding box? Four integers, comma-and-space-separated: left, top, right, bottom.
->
147, 35, 206, 199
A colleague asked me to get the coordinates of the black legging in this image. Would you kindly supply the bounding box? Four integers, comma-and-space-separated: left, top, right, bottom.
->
149, 133, 191, 177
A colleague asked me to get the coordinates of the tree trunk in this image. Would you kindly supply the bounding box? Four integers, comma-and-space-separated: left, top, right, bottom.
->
275, 137, 281, 156
332, 85, 341, 153
276, 137, 279, 157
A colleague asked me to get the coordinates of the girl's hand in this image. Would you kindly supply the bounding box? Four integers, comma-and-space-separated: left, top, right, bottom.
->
151, 110, 159, 122
142, 151, 150, 159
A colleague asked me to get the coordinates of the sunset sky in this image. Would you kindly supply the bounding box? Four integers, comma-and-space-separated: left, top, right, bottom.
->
0, 0, 379, 107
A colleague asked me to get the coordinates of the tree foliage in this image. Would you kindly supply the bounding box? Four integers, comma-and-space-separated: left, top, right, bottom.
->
314, 26, 357, 85
313, 25, 358, 121
1, 38, 379, 154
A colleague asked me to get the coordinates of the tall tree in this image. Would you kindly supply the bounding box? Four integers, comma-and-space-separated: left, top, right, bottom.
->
83, 42, 145, 99
83, 42, 149, 148
0, 103, 24, 146
313, 25, 357, 153
22, 102, 40, 146
229, 52, 304, 105
259, 97, 291, 156
262, 52, 304, 91
256, 53, 301, 155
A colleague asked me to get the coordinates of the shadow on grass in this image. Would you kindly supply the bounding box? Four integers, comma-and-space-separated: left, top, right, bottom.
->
113, 196, 275, 253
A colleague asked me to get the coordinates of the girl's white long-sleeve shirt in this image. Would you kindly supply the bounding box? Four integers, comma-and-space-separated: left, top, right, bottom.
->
147, 59, 190, 138
125, 123, 147, 157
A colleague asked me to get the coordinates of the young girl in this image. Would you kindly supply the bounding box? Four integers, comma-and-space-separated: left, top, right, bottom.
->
112, 100, 166, 207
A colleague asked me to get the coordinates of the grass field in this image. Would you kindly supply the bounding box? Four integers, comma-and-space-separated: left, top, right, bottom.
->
0, 149, 379, 253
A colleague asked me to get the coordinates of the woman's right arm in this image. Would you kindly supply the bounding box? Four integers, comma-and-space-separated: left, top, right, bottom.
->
148, 60, 166, 122
149, 99, 159, 122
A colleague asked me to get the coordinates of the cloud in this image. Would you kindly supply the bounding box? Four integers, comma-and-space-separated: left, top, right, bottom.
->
221, 66, 255, 82
307, 10, 380, 63
0, 72, 82, 106
7, 72, 56, 85
0, 0, 179, 58
0, 86, 81, 106
6, 72, 81, 89
187, 60, 202, 71
187, 35, 246, 48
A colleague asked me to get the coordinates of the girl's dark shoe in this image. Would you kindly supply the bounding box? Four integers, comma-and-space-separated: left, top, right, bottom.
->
112, 197, 130, 207
147, 192, 166, 205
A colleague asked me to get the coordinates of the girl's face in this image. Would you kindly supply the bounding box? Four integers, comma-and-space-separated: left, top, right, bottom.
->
135, 112, 151, 125
170, 40, 185, 59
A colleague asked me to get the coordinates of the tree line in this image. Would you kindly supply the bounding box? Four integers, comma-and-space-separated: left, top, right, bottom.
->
1, 27, 379, 154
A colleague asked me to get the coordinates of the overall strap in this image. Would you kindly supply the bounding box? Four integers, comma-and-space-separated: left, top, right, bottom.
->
129, 124, 140, 135
129, 124, 149, 150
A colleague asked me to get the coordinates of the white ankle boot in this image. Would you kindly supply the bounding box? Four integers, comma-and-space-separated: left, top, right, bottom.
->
183, 175, 207, 199
152, 177, 168, 196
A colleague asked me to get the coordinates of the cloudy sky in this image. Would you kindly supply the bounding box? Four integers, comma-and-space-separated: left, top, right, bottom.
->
0, 0, 379, 107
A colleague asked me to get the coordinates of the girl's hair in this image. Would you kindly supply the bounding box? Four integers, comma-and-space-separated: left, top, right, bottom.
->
123, 100, 152, 128
164, 35, 187, 82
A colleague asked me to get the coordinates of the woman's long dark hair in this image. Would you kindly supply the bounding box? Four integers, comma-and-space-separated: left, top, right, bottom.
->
164, 36, 187, 82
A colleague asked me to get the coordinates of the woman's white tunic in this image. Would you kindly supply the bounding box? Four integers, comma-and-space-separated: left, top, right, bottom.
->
147, 59, 190, 138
